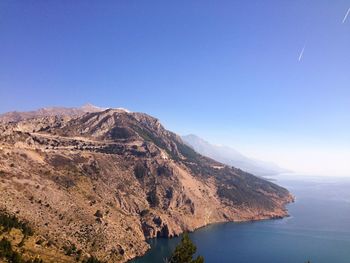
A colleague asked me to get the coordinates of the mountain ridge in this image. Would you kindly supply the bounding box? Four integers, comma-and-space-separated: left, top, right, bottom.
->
0, 104, 106, 123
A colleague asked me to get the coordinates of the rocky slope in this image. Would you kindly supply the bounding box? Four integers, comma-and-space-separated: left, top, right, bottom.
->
0, 108, 293, 263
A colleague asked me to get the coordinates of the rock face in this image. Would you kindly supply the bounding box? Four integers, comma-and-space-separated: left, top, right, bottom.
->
0, 108, 293, 262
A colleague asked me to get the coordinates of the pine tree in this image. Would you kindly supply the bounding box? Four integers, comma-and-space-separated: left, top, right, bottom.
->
167, 233, 204, 263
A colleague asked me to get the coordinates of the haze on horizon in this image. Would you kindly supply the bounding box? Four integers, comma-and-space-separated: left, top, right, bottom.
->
0, 1, 349, 177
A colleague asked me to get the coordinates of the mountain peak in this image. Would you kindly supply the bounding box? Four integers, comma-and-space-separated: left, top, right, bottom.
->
80, 103, 105, 112
115, 107, 131, 113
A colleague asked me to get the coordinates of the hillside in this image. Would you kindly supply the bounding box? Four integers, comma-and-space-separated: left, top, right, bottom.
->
0, 108, 293, 263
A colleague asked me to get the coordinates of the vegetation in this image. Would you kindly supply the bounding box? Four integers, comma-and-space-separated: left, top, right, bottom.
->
63, 243, 80, 257
134, 162, 148, 179
108, 126, 132, 139
0, 238, 43, 263
0, 212, 33, 237
133, 126, 165, 148
83, 256, 102, 263
167, 233, 204, 263
140, 209, 150, 217
147, 188, 160, 207
173, 141, 199, 162
132, 125, 177, 159
157, 165, 172, 177
94, 210, 103, 219
63, 244, 78, 256
0, 212, 44, 262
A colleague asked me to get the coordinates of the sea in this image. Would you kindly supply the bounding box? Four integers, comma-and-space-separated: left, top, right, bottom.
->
131, 174, 350, 263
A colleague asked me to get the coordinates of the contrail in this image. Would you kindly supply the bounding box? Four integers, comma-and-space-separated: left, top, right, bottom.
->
343, 7, 350, 24
298, 45, 305, 62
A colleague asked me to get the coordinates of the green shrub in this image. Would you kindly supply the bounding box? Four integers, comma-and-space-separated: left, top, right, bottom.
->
0, 212, 33, 236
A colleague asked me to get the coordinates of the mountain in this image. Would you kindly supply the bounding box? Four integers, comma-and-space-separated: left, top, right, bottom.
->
0, 107, 293, 263
0, 103, 105, 123
182, 134, 289, 177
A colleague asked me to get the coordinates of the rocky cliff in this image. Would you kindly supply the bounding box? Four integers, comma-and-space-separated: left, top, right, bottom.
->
0, 108, 293, 262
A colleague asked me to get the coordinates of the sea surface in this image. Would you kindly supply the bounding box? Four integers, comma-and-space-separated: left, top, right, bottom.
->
132, 175, 350, 263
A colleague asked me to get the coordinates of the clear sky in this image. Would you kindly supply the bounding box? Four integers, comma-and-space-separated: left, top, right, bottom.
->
1, 1, 350, 176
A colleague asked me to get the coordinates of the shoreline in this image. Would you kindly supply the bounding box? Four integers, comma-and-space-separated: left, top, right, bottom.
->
128, 197, 294, 262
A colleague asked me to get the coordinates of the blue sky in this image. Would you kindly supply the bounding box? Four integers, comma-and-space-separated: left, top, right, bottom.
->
1, 1, 350, 175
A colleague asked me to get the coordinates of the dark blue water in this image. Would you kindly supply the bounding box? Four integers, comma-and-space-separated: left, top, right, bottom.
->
132, 175, 350, 263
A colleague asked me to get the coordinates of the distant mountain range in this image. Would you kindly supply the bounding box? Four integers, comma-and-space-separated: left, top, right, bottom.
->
0, 103, 106, 122
182, 134, 289, 177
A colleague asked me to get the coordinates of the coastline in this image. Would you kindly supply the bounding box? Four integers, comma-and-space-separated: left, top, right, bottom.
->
128, 195, 294, 262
